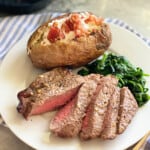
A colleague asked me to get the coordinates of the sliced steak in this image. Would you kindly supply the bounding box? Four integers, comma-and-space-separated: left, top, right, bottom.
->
100, 87, 120, 140
117, 87, 138, 134
80, 75, 118, 140
49, 74, 101, 137
17, 68, 84, 119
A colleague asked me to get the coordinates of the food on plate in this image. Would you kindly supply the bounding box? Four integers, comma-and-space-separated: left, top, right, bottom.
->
118, 87, 138, 134
80, 75, 118, 140
17, 67, 138, 140
27, 12, 112, 69
101, 87, 120, 140
17, 67, 85, 119
50, 74, 101, 137
78, 53, 150, 106
48, 72, 138, 140
17, 68, 138, 139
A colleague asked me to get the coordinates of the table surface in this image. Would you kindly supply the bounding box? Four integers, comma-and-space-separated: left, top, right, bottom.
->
0, 0, 150, 150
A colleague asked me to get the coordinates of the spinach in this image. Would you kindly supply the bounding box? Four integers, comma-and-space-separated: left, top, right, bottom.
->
78, 53, 150, 107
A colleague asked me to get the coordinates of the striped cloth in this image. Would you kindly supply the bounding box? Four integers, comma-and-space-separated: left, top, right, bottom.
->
0, 12, 150, 149
0, 13, 59, 59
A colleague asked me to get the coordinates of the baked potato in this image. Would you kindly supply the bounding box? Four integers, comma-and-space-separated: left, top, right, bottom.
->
27, 12, 112, 69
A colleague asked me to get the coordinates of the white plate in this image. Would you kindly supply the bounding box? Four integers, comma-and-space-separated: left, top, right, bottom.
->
0, 24, 150, 150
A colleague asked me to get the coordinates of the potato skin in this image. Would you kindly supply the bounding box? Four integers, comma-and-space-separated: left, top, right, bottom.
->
27, 13, 112, 69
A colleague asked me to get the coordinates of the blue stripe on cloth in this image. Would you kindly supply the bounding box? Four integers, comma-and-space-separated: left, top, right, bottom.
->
39, 14, 50, 24
0, 16, 27, 48
38, 14, 47, 24
0, 17, 14, 41
13, 15, 38, 44
0, 13, 64, 59
0, 15, 28, 58
0, 15, 34, 57
25, 15, 41, 32
0, 17, 11, 34
0, 16, 18, 46
0, 15, 35, 58
105, 18, 150, 46
0, 14, 53, 58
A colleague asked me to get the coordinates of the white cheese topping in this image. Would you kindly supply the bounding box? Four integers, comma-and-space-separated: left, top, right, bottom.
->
62, 31, 75, 42
48, 17, 68, 28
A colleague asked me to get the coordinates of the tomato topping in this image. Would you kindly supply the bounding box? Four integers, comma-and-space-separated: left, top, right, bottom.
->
65, 13, 87, 37
85, 15, 103, 25
47, 26, 65, 43
65, 19, 74, 31
70, 13, 80, 23
47, 26, 60, 42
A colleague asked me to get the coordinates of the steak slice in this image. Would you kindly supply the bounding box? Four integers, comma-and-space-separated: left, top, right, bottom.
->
49, 74, 101, 137
117, 87, 138, 134
80, 75, 118, 140
100, 87, 120, 140
17, 68, 84, 119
